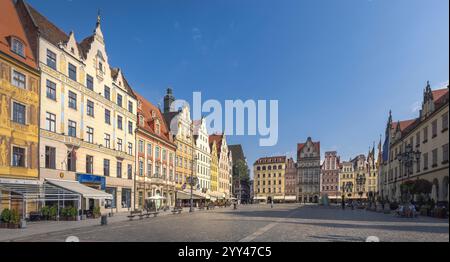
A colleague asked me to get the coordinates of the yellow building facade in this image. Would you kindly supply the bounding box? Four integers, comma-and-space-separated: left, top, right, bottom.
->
209, 140, 219, 195
253, 156, 287, 203
0, 0, 40, 214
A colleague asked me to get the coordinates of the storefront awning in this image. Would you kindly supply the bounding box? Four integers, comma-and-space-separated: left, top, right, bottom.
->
175, 190, 203, 200
254, 196, 267, 200
285, 196, 297, 201
0, 178, 80, 201
45, 179, 112, 200
273, 196, 285, 200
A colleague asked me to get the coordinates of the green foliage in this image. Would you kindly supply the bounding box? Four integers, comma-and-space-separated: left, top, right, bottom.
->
93, 206, 101, 217
41, 206, 50, 218
9, 209, 20, 225
49, 206, 58, 219
233, 159, 250, 182
61, 207, 77, 218
1, 208, 11, 223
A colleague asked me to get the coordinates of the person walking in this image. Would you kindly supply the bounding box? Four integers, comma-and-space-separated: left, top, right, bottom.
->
342, 200, 345, 210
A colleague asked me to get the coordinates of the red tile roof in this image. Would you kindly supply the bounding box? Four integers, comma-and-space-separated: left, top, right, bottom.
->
0, 0, 37, 69
391, 119, 416, 132
135, 92, 174, 145
254, 156, 287, 165
433, 88, 449, 104
209, 134, 223, 157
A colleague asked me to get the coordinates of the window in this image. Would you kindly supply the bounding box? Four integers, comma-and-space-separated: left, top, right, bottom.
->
11, 38, 24, 57
45, 146, 56, 169
46, 80, 56, 100
138, 140, 144, 153
12, 102, 26, 124
147, 144, 153, 157
416, 155, 421, 173
128, 121, 133, 134
11, 146, 26, 167
87, 127, 94, 143
68, 63, 77, 81
68, 120, 77, 137
432, 149, 438, 167
442, 113, 449, 132
423, 153, 429, 170
105, 109, 111, 124
104, 134, 111, 148
12, 70, 26, 88
443, 144, 449, 164
128, 143, 133, 155
103, 159, 110, 176
416, 132, 420, 147
117, 94, 123, 107
128, 101, 133, 113
86, 155, 93, 174
117, 115, 123, 130
432, 120, 438, 138
87, 100, 94, 117
67, 150, 76, 172
46, 112, 56, 132
86, 74, 94, 90
104, 86, 110, 100
162, 149, 167, 161
423, 126, 428, 143
155, 122, 160, 135
117, 138, 123, 151
68, 91, 77, 110
139, 160, 144, 176
147, 162, 152, 177
46, 49, 57, 70
117, 162, 122, 178
155, 146, 160, 160
127, 164, 132, 180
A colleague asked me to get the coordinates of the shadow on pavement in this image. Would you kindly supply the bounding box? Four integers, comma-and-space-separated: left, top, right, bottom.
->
226, 205, 450, 224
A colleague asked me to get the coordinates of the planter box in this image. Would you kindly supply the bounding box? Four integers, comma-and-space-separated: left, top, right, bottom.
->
7, 223, 20, 229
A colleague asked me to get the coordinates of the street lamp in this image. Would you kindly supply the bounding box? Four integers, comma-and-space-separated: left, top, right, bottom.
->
356, 175, 366, 201
187, 155, 199, 213
396, 144, 421, 176
396, 143, 421, 202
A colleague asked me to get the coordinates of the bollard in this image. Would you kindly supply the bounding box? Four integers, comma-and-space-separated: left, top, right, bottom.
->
100, 215, 108, 226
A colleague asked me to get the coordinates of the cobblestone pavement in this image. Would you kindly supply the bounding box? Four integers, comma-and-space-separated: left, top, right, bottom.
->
6, 204, 449, 242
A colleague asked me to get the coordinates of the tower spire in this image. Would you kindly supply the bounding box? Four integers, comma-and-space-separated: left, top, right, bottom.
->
96, 9, 101, 27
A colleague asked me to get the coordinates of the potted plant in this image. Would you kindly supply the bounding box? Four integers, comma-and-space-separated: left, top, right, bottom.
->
8, 209, 20, 229
41, 206, 50, 220
93, 206, 101, 219
1, 209, 11, 228
49, 206, 58, 221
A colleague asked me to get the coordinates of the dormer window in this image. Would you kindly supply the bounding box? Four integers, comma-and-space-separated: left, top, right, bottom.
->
139, 115, 144, 127
155, 120, 161, 135
11, 38, 25, 57
152, 111, 156, 119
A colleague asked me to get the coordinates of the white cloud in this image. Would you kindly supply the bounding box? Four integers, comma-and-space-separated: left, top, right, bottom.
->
411, 101, 421, 114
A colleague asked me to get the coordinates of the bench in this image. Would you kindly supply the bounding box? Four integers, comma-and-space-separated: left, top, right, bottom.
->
127, 210, 142, 221
171, 208, 182, 215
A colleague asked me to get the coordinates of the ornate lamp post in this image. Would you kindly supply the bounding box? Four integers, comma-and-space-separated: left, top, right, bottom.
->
396, 143, 421, 202
187, 156, 199, 213
356, 175, 366, 201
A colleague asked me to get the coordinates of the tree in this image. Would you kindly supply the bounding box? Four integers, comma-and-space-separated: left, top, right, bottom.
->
233, 159, 250, 183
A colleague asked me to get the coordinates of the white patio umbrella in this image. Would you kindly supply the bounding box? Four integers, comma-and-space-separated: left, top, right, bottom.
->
146, 195, 166, 211
430, 184, 437, 203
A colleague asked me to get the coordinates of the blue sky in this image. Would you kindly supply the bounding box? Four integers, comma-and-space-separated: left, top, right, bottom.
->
27, 0, 449, 176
